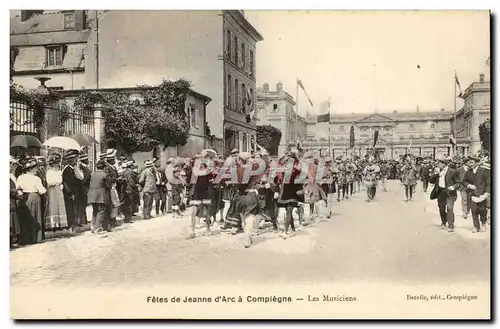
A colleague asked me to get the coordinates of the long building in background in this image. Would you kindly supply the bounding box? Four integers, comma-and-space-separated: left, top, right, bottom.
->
256, 74, 490, 158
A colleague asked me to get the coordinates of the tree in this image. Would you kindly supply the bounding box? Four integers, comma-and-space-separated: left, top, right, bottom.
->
478, 119, 491, 153
74, 79, 192, 154
257, 125, 282, 155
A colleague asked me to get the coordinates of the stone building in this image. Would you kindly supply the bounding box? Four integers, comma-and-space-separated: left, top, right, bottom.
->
10, 10, 89, 90
10, 10, 264, 155
256, 74, 490, 159
453, 74, 491, 155
256, 82, 307, 154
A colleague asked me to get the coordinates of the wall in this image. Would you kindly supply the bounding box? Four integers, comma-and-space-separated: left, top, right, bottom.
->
86, 10, 225, 138
13, 71, 85, 90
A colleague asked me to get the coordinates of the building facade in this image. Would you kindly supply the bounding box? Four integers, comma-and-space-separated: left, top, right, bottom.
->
222, 11, 264, 155
256, 82, 307, 154
10, 10, 264, 155
10, 10, 89, 90
303, 110, 454, 159
256, 76, 490, 159
454, 74, 491, 155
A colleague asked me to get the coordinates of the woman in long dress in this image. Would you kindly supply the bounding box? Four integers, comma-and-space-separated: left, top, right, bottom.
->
16, 158, 47, 244
44, 153, 68, 231
10, 157, 21, 247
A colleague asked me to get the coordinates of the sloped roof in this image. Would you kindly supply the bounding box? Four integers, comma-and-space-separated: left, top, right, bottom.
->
10, 10, 90, 46
11, 11, 68, 34
10, 30, 90, 47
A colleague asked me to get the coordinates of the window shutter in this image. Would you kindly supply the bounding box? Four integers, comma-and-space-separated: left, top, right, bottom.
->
74, 11, 84, 30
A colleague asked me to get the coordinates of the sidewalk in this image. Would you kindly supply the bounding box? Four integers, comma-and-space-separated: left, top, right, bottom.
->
422, 185, 490, 240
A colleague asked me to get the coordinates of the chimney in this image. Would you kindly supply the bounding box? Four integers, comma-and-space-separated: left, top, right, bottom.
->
276, 81, 283, 92
263, 83, 269, 92
479, 73, 485, 83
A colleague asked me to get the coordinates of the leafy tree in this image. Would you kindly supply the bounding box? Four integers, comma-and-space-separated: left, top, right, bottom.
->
257, 125, 282, 155
74, 79, 192, 154
478, 119, 491, 153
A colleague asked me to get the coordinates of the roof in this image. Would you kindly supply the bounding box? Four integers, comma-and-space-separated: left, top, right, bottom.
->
60, 86, 212, 103
10, 30, 90, 47
10, 11, 90, 47
13, 43, 86, 71
306, 111, 453, 123
11, 11, 73, 35
225, 10, 264, 42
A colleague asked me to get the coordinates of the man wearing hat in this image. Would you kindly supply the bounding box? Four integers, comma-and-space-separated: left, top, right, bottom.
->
88, 159, 112, 233
103, 149, 119, 227
120, 160, 137, 223
76, 153, 92, 225
429, 156, 462, 232
139, 160, 157, 219
154, 161, 168, 216
419, 158, 433, 193
462, 155, 490, 233
62, 149, 84, 232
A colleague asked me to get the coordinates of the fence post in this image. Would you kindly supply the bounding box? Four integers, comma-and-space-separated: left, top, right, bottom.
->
93, 104, 107, 159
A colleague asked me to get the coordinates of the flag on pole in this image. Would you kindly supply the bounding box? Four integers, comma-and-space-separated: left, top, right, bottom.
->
317, 113, 330, 123
349, 125, 355, 148
486, 56, 491, 67
296, 137, 302, 151
317, 98, 331, 123
455, 71, 463, 98
449, 134, 457, 147
373, 130, 379, 148
244, 88, 255, 123
297, 77, 314, 107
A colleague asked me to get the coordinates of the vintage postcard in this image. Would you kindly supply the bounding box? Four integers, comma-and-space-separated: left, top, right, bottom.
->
9, 9, 491, 319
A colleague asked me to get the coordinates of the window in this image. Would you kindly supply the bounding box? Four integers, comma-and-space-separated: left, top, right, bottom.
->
46, 46, 64, 66
226, 30, 232, 58
242, 133, 247, 152
233, 36, 238, 64
63, 13, 75, 29
241, 83, 246, 112
273, 104, 278, 111
227, 74, 232, 107
249, 50, 254, 76
249, 88, 254, 107
241, 43, 246, 70
339, 125, 345, 132
409, 123, 415, 130
430, 123, 436, 129
189, 103, 197, 128
234, 79, 239, 110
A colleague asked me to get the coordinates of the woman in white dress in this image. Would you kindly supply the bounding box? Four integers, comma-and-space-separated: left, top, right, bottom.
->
16, 157, 47, 244
45, 153, 68, 231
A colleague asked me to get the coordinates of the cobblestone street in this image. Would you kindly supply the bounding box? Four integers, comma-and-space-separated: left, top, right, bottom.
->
10, 181, 490, 289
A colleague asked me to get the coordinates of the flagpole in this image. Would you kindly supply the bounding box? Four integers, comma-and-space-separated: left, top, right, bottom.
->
328, 114, 331, 158
296, 76, 299, 121
453, 70, 457, 156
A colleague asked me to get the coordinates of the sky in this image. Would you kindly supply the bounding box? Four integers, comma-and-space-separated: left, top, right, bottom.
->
245, 10, 490, 116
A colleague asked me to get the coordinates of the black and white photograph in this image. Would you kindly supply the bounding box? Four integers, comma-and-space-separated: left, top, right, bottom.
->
7, 8, 491, 320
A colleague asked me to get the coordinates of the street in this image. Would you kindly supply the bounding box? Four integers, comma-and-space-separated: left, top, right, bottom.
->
10, 180, 490, 288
